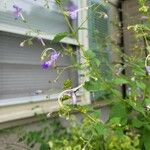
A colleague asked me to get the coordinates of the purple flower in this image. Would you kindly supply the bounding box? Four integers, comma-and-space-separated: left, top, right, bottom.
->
67, 91, 77, 105
69, 11, 78, 20
141, 16, 148, 20
146, 66, 150, 75
50, 51, 60, 60
41, 60, 53, 69
13, 5, 22, 19
71, 91, 77, 105
66, 1, 78, 20
41, 50, 60, 70
37, 37, 45, 46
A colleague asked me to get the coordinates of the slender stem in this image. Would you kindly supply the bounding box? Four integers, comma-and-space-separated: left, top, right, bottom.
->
82, 135, 93, 149
54, 65, 75, 82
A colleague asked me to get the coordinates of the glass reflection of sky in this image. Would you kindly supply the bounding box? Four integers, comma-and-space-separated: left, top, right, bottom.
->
0, 0, 58, 13
0, 0, 68, 34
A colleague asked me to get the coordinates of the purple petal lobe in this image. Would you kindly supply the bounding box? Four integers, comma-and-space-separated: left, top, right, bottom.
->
51, 51, 60, 61
69, 11, 78, 20
13, 5, 22, 19
42, 60, 52, 69
71, 92, 77, 104
66, 1, 77, 11
146, 66, 150, 74
41, 50, 60, 70
38, 37, 45, 46
66, 1, 78, 19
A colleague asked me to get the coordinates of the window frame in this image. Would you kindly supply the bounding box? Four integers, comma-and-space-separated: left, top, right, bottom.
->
0, 0, 91, 127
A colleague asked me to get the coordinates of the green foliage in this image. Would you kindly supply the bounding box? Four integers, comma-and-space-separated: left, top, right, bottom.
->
105, 133, 141, 150
9, 0, 150, 149
63, 79, 72, 89
20, 108, 142, 150
142, 128, 150, 150
52, 32, 69, 43
84, 80, 102, 91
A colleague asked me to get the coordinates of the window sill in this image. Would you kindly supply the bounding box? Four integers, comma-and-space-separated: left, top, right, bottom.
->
0, 23, 78, 46
0, 93, 85, 129
0, 100, 59, 124
0, 93, 59, 107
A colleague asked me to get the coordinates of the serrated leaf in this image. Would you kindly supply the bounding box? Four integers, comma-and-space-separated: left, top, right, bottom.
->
52, 32, 69, 43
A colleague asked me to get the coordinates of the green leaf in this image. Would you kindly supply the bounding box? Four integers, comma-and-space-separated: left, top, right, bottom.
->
52, 32, 69, 43
113, 78, 128, 85
91, 110, 101, 119
136, 81, 146, 90
133, 66, 146, 76
145, 98, 150, 105
84, 50, 96, 60
127, 100, 146, 116
109, 117, 121, 126
139, 0, 146, 5
143, 129, 150, 150
84, 81, 101, 91
40, 144, 50, 150
110, 102, 128, 122
115, 128, 124, 137
95, 123, 107, 136
93, 58, 100, 66
132, 118, 143, 128
73, 145, 82, 150
55, 0, 62, 5
27, 39, 33, 46
63, 79, 72, 89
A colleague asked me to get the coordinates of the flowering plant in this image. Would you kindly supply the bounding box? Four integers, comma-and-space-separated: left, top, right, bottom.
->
4, 0, 150, 149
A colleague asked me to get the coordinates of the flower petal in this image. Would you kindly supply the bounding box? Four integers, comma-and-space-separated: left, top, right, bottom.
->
71, 92, 77, 105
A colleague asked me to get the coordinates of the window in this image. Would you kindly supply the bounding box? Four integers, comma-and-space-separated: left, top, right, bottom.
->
0, 31, 78, 105
0, 0, 79, 106
0, 0, 68, 35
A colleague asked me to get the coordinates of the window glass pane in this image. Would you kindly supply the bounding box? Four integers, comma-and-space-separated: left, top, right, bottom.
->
0, 0, 71, 34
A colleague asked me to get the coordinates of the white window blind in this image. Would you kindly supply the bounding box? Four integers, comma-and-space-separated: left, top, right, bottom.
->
0, 32, 78, 102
